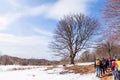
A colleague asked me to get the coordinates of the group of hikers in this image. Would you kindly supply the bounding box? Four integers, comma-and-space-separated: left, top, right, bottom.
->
94, 57, 120, 80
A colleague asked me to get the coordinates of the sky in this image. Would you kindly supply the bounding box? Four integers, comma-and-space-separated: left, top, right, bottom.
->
0, 0, 104, 60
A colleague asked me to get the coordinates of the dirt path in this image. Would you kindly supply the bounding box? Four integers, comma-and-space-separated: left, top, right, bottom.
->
100, 70, 113, 80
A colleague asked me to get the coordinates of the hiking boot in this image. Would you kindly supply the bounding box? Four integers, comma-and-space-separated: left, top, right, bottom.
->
96, 75, 98, 77
98, 76, 100, 78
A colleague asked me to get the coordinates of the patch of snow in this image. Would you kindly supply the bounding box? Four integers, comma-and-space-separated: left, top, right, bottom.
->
67, 62, 94, 67
76, 62, 94, 66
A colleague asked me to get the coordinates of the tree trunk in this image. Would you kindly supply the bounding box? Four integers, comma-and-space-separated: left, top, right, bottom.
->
108, 49, 111, 58
70, 57, 74, 64
69, 54, 75, 64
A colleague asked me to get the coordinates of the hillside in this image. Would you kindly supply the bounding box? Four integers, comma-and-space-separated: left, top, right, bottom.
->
0, 55, 59, 65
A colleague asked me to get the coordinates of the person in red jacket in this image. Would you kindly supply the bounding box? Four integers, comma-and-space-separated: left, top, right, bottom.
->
112, 59, 117, 80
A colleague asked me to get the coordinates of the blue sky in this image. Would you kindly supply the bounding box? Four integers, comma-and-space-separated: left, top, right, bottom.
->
0, 0, 104, 60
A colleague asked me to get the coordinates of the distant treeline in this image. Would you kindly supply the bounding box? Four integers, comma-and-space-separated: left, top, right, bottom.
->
0, 55, 59, 65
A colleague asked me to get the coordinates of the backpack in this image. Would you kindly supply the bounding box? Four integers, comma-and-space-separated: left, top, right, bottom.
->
96, 60, 100, 66
112, 61, 116, 70
102, 60, 106, 66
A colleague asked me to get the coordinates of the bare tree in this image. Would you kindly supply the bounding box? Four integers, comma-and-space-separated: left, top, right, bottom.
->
95, 39, 118, 59
79, 50, 90, 62
103, 0, 120, 37
104, 0, 120, 26
100, 41, 115, 58
79, 50, 96, 62
50, 14, 100, 64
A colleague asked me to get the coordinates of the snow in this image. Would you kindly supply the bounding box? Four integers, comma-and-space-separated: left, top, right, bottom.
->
0, 62, 99, 80
76, 62, 94, 65
67, 62, 94, 67
0, 65, 39, 71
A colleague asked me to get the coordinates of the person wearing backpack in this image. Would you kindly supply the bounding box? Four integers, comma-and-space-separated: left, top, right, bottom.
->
101, 58, 106, 76
94, 58, 101, 78
116, 58, 120, 80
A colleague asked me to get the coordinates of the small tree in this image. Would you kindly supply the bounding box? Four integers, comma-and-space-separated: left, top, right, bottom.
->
100, 41, 115, 58
79, 50, 90, 62
96, 35, 117, 58
50, 14, 100, 64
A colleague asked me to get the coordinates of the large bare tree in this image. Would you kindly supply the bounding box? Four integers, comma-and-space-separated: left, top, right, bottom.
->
50, 14, 100, 64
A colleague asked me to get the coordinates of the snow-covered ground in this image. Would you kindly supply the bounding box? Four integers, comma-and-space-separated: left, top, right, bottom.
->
67, 62, 94, 67
0, 62, 99, 80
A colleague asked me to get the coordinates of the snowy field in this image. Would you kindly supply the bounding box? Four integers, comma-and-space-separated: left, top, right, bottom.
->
0, 62, 99, 80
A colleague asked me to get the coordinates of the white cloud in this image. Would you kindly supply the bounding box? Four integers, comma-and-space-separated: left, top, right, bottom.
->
0, 5, 48, 30
0, 14, 16, 30
0, 33, 53, 59
34, 28, 54, 37
0, 15, 13, 30
0, 0, 97, 31
7, 0, 21, 8
15, 0, 97, 20
46, 0, 96, 19
0, 13, 24, 30
14, 5, 49, 17
0, 33, 50, 46
26, 5, 49, 16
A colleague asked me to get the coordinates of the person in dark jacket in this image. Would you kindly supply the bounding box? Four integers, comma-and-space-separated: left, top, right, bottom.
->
100, 58, 106, 76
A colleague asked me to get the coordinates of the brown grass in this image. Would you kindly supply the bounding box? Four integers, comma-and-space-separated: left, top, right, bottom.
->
9, 67, 32, 71
45, 64, 113, 80
64, 64, 95, 74
8, 67, 39, 71
101, 75, 113, 80
65, 65, 113, 80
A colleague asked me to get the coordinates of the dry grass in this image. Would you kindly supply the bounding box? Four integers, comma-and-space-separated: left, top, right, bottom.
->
64, 64, 95, 74
9, 67, 32, 71
101, 75, 113, 80
45, 65, 57, 71
65, 65, 113, 80
45, 64, 113, 80
8, 67, 39, 71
